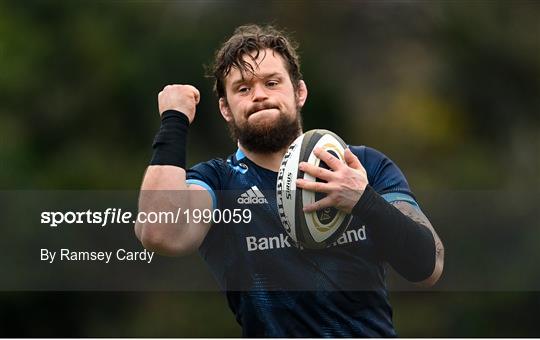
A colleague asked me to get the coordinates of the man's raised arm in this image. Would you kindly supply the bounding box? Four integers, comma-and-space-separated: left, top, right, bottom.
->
135, 85, 212, 256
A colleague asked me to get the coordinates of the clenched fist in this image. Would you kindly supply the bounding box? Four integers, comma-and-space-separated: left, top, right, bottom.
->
158, 84, 200, 123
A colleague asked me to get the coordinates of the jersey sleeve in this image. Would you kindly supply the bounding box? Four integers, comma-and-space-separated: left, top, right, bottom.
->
186, 159, 227, 209
349, 145, 420, 208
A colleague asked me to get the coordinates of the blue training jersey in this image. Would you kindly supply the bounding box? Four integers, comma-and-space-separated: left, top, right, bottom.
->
186, 145, 419, 337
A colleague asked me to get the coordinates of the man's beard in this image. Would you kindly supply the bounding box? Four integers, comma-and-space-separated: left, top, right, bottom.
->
227, 106, 303, 154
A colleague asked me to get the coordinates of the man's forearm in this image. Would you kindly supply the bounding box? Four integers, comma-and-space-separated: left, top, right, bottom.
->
136, 109, 191, 254
352, 186, 444, 284
150, 110, 189, 168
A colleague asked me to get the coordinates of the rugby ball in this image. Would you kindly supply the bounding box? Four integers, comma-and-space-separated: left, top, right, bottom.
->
276, 129, 353, 249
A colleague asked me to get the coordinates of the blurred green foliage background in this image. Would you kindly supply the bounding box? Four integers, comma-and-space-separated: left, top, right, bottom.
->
1, 0, 539, 337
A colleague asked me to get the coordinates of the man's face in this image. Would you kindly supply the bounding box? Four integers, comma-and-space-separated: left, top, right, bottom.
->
219, 49, 307, 154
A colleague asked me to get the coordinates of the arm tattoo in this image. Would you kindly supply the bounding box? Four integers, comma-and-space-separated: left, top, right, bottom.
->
391, 201, 445, 260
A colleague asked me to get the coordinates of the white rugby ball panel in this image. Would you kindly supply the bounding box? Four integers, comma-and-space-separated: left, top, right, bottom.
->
276, 133, 304, 243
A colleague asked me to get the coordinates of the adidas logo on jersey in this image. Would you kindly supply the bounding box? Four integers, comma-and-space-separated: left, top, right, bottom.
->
237, 186, 268, 204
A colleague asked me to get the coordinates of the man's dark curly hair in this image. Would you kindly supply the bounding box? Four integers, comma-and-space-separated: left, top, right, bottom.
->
209, 24, 303, 99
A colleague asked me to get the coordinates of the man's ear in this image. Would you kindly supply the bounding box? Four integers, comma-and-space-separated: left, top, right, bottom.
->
296, 80, 308, 108
219, 97, 233, 122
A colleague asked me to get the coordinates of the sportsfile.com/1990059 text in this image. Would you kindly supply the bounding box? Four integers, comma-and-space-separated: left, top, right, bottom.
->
40, 208, 252, 227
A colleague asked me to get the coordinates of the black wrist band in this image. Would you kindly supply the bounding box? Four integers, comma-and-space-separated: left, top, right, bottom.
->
352, 185, 436, 282
150, 110, 189, 168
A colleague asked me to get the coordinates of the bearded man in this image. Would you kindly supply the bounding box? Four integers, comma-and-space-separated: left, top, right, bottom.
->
135, 24, 444, 337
